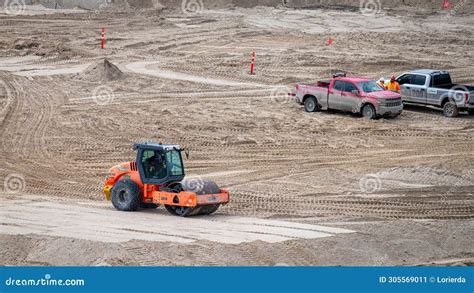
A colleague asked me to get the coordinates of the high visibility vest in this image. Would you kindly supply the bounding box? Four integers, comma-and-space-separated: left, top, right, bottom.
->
378, 82, 386, 89
387, 81, 400, 92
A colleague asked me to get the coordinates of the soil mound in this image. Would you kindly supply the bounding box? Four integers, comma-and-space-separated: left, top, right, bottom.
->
76, 59, 123, 82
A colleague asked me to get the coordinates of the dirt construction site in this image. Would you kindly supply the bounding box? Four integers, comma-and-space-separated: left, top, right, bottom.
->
0, 0, 473, 266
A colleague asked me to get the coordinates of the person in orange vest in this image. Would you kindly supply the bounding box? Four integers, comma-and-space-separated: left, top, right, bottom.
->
377, 78, 387, 90
386, 75, 400, 93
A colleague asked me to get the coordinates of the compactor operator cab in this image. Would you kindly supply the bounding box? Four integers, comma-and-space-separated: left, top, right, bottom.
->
134, 143, 185, 185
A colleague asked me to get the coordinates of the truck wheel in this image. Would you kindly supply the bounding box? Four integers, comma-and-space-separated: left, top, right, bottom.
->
443, 101, 459, 118
111, 179, 141, 212
361, 104, 376, 120
304, 97, 318, 112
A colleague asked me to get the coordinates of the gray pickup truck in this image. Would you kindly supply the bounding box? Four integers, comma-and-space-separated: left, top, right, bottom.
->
397, 69, 474, 117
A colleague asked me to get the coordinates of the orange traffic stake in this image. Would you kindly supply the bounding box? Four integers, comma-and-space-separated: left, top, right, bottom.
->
250, 49, 255, 75
101, 27, 105, 49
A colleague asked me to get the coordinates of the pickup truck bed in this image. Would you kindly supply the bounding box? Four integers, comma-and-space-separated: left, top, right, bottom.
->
432, 84, 474, 91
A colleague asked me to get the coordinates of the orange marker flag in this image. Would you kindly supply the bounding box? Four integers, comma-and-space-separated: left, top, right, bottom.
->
328, 37, 333, 46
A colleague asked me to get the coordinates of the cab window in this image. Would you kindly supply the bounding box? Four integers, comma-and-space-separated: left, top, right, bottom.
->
343, 82, 358, 93
432, 73, 452, 87
165, 150, 184, 176
141, 150, 167, 179
357, 81, 383, 93
397, 74, 412, 85
412, 75, 427, 86
333, 80, 343, 91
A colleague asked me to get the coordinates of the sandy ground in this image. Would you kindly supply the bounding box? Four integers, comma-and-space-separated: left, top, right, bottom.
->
0, 2, 473, 266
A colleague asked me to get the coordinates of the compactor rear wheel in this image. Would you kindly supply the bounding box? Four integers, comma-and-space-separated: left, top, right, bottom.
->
111, 179, 141, 211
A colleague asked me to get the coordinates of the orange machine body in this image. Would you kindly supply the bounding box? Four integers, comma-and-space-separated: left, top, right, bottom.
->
103, 162, 229, 207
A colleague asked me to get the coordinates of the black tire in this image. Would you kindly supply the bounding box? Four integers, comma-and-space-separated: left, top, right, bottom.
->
165, 204, 220, 216
140, 203, 158, 209
443, 101, 459, 118
200, 204, 220, 215
361, 104, 376, 120
304, 96, 318, 112
164, 205, 199, 217
111, 179, 141, 211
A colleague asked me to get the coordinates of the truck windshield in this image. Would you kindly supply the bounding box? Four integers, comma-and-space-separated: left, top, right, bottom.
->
166, 150, 184, 176
357, 81, 383, 93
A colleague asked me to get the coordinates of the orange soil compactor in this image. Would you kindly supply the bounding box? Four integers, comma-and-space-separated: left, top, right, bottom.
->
103, 142, 229, 216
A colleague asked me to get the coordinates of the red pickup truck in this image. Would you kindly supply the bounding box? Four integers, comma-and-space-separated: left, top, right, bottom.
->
293, 75, 403, 119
